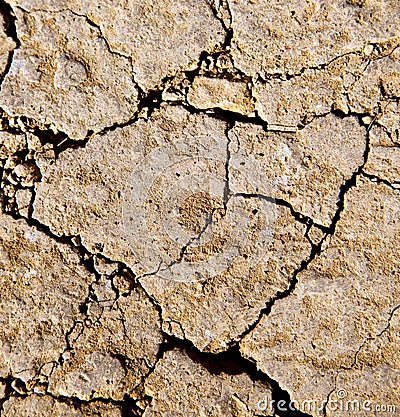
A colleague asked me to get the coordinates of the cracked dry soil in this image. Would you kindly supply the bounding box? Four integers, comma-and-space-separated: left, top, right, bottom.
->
0, 0, 399, 416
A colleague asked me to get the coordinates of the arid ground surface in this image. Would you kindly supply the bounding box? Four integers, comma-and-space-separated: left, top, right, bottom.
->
0, 0, 399, 416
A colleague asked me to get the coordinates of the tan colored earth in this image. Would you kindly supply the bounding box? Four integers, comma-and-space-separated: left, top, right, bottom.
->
0, 0, 399, 415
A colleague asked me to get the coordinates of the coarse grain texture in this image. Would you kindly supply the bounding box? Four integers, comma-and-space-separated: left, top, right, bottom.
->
142, 349, 273, 416
229, 0, 400, 79
0, 8, 139, 139
2, 395, 123, 416
0, 214, 94, 389
240, 177, 400, 417
33, 104, 312, 351
229, 114, 366, 226
4, 0, 226, 91
0, 0, 399, 415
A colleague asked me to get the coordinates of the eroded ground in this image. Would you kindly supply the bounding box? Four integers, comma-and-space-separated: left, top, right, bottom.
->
0, 0, 399, 416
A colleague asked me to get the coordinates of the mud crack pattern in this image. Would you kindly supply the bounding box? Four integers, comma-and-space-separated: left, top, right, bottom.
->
0, 0, 399, 416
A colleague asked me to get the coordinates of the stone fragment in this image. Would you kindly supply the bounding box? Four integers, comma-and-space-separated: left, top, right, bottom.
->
0, 214, 93, 388
0, 9, 139, 139
0, 131, 25, 159
0, 14, 16, 80
229, 0, 400, 78
7, 0, 225, 91
307, 224, 327, 246
2, 395, 123, 416
47, 282, 163, 401
230, 114, 366, 226
33, 105, 229, 266
240, 177, 400, 417
12, 161, 40, 186
93, 255, 119, 277
143, 349, 274, 416
33, 104, 312, 351
2, 396, 83, 416
187, 76, 255, 115
364, 145, 400, 186
15, 187, 33, 216
254, 39, 400, 127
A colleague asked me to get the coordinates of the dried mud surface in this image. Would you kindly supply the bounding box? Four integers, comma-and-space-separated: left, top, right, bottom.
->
0, 0, 399, 416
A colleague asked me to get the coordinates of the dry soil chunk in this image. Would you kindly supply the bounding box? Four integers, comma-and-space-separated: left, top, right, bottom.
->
0, 9, 139, 139
187, 76, 255, 115
229, 0, 400, 78
33, 104, 312, 351
0, 131, 25, 159
254, 69, 341, 129
364, 145, 400, 186
33, 105, 229, 267
230, 114, 366, 226
0, 214, 93, 387
2, 395, 123, 417
141, 204, 311, 352
253, 53, 364, 127
7, 0, 225, 91
0, 14, 16, 80
47, 281, 163, 401
240, 177, 400, 417
254, 39, 400, 127
143, 349, 274, 416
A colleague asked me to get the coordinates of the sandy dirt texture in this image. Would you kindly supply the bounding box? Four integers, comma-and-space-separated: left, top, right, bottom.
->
0, 0, 399, 416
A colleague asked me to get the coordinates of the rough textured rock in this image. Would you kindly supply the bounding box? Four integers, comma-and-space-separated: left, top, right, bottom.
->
0, 13, 16, 80
0, 214, 93, 388
6, 0, 226, 91
230, 114, 366, 226
230, 0, 400, 79
187, 76, 255, 114
240, 177, 400, 417
143, 349, 273, 416
0, 8, 139, 139
0, 0, 399, 415
33, 104, 312, 351
2, 395, 122, 416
